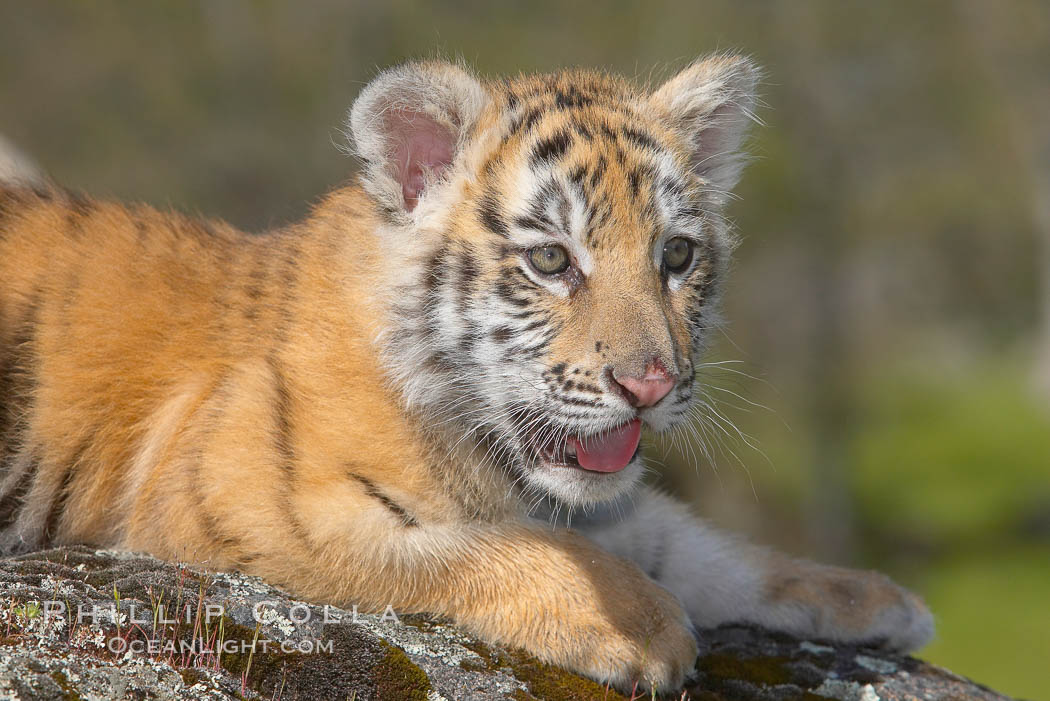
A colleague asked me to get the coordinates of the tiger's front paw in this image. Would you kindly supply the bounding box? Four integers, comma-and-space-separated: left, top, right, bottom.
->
588, 585, 698, 692
764, 563, 935, 652
544, 571, 698, 693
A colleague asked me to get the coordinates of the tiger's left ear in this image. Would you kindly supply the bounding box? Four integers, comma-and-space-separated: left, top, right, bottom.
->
649, 54, 760, 201
349, 61, 488, 214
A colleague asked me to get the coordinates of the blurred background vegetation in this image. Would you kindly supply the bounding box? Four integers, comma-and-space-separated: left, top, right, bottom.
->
1, 1, 1047, 696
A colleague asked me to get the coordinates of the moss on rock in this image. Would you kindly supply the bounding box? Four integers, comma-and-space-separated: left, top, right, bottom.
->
373, 639, 431, 701
49, 670, 84, 701
698, 653, 795, 686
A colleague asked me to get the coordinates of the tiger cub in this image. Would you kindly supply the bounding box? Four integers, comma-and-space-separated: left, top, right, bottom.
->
0, 55, 933, 691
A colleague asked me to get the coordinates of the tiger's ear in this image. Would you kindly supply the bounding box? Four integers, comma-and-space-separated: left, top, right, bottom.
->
649, 54, 760, 201
348, 61, 488, 214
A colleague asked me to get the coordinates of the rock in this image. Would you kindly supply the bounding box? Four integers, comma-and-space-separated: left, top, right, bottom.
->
0, 546, 1012, 701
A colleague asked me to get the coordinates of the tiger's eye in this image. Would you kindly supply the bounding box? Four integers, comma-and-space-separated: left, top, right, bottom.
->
528, 245, 570, 275
662, 237, 693, 273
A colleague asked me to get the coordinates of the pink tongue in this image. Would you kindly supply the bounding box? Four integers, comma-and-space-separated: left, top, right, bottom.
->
568, 419, 642, 473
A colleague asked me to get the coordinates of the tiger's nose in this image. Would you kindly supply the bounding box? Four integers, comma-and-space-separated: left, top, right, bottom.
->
610, 363, 677, 408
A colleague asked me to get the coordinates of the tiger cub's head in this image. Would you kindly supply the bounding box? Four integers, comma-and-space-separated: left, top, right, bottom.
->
348, 56, 758, 507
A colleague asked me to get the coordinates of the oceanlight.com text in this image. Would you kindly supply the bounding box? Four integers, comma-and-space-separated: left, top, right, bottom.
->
106, 636, 334, 655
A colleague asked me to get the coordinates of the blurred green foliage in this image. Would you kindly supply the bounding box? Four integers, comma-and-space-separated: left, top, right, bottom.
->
923, 545, 1050, 695
1, 1, 1047, 696
854, 361, 1050, 546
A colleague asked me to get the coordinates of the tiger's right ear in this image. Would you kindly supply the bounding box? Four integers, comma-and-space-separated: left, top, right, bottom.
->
648, 54, 760, 203
348, 61, 488, 215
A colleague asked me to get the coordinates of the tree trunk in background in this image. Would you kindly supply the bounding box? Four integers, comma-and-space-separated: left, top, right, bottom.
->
1031, 143, 1050, 398
960, 1, 1050, 399
772, 2, 858, 563
1034, 157, 1050, 397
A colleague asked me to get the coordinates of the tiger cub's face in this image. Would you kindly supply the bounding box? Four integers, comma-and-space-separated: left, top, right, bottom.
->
350, 56, 757, 507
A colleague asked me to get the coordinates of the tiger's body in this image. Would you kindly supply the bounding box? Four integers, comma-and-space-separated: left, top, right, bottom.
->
0, 56, 933, 691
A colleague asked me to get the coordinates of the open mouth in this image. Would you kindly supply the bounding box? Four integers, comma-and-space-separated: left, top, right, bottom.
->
532, 419, 642, 473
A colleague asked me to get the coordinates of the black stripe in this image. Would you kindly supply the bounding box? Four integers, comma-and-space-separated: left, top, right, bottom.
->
184, 378, 258, 564
134, 219, 150, 243
423, 350, 458, 374
478, 195, 508, 236
621, 126, 660, 152
531, 179, 563, 222
512, 214, 552, 233
505, 266, 540, 289
243, 251, 268, 322
490, 326, 512, 344
696, 238, 720, 298
0, 187, 27, 236
659, 176, 687, 200
197, 495, 244, 553
0, 290, 42, 458
420, 245, 449, 344
554, 86, 594, 110
64, 190, 96, 237
628, 169, 641, 198
269, 357, 295, 470
458, 328, 480, 355
186, 438, 251, 561
507, 308, 540, 320
555, 186, 571, 232
67, 191, 94, 217
423, 245, 449, 297
508, 106, 544, 138
494, 279, 531, 308
530, 130, 573, 166
504, 84, 519, 110
481, 152, 502, 176
490, 242, 514, 260
591, 201, 612, 230
0, 452, 37, 528
590, 155, 607, 189
557, 395, 600, 408
568, 165, 587, 189
44, 435, 92, 543
274, 237, 302, 344
457, 250, 479, 303
31, 186, 53, 202
514, 342, 549, 360
266, 358, 323, 550
349, 473, 418, 528
520, 319, 546, 333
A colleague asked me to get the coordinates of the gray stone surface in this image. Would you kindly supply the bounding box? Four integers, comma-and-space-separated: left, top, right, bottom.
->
0, 546, 1012, 700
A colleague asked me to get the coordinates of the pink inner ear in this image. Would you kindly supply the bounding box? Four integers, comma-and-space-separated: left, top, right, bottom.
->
388, 110, 457, 211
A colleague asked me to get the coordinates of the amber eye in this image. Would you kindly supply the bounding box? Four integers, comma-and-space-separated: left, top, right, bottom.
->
662, 237, 694, 274
528, 245, 571, 275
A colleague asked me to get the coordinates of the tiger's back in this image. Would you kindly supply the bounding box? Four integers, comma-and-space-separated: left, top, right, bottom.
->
1, 186, 280, 550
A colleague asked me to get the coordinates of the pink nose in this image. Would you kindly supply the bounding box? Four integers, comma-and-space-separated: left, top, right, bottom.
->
612, 365, 677, 408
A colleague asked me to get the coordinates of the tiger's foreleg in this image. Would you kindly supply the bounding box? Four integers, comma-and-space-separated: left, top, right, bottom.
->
573, 486, 934, 651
